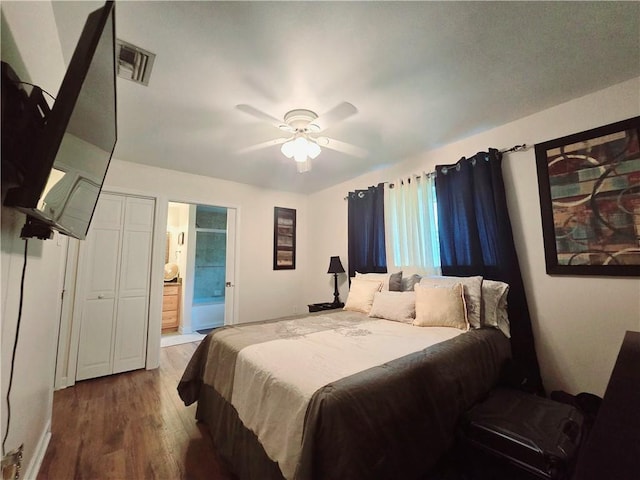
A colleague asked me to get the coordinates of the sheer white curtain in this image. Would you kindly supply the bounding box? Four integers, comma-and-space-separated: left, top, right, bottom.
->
385, 174, 440, 274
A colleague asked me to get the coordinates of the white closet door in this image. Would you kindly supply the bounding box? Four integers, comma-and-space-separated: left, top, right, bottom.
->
75, 193, 154, 381
113, 196, 154, 373
75, 194, 124, 381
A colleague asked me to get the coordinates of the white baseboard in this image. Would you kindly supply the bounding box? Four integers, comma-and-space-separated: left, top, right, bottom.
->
53, 375, 73, 391
23, 419, 51, 480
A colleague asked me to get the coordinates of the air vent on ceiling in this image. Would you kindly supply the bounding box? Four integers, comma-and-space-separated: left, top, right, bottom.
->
116, 39, 155, 86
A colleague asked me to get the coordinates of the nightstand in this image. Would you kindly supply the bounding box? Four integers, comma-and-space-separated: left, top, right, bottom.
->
308, 302, 344, 313
162, 281, 181, 332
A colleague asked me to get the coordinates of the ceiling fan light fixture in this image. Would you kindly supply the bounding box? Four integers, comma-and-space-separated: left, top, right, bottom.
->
294, 150, 307, 163
237, 102, 364, 167
307, 122, 322, 133
281, 135, 321, 165
307, 141, 321, 159
296, 159, 312, 173
281, 140, 295, 158
293, 135, 308, 152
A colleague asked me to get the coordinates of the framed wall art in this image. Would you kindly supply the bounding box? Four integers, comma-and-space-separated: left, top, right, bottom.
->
273, 207, 296, 270
535, 116, 640, 276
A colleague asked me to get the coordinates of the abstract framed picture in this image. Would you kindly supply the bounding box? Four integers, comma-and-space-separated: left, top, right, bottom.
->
273, 207, 296, 270
535, 116, 640, 276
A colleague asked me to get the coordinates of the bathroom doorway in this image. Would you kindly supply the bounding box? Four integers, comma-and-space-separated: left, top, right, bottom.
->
162, 202, 236, 347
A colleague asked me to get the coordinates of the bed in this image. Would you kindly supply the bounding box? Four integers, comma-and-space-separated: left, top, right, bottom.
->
178, 308, 510, 480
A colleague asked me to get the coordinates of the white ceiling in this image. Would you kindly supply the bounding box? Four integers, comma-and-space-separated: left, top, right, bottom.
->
52, 1, 640, 194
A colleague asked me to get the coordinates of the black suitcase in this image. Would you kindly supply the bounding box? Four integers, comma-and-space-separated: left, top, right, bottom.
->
461, 388, 584, 480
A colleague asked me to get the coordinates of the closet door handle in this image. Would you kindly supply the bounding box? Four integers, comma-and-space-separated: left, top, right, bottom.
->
98, 294, 104, 299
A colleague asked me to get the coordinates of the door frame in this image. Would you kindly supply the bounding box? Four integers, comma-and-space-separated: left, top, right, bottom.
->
53, 235, 76, 390
224, 207, 237, 326
167, 201, 239, 332
55, 188, 163, 388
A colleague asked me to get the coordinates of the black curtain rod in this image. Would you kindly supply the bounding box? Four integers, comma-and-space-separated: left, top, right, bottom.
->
345, 144, 528, 197
500, 144, 528, 153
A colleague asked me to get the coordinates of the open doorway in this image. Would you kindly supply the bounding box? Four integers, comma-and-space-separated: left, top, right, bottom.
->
161, 202, 236, 347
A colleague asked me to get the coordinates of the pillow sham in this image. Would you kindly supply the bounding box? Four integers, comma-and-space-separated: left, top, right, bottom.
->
355, 271, 402, 291
368, 291, 416, 324
343, 278, 383, 314
401, 274, 422, 292
419, 275, 483, 329
413, 283, 469, 330
388, 271, 403, 291
482, 279, 510, 337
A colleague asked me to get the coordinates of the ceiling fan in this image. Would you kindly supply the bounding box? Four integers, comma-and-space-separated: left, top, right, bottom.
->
236, 102, 367, 173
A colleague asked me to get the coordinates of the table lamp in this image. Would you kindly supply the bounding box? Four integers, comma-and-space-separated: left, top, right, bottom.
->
327, 256, 345, 306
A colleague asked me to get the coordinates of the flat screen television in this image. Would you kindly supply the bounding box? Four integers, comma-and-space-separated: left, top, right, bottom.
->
1, 0, 116, 240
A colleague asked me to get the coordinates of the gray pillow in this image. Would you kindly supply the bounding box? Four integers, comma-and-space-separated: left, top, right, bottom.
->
401, 274, 422, 291
388, 271, 403, 291
355, 271, 403, 291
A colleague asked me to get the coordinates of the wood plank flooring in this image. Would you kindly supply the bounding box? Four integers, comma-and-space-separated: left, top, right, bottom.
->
37, 342, 235, 480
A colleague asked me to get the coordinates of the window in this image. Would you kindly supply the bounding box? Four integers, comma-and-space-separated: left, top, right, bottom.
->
386, 175, 440, 274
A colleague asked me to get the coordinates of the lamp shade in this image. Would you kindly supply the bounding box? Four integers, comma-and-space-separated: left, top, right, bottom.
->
307, 141, 321, 159
280, 135, 322, 166
280, 140, 295, 158
327, 256, 345, 274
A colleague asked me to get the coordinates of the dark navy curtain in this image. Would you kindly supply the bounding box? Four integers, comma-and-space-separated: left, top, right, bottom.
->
435, 149, 543, 394
347, 183, 387, 278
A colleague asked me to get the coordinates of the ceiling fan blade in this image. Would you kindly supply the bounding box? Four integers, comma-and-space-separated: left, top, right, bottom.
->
316, 136, 367, 158
236, 104, 292, 131
236, 137, 289, 154
310, 102, 358, 132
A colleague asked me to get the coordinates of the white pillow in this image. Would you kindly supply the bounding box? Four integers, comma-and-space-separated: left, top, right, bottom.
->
413, 283, 469, 330
355, 271, 402, 291
343, 278, 383, 314
419, 275, 483, 329
368, 291, 416, 324
482, 280, 510, 337
355, 272, 389, 290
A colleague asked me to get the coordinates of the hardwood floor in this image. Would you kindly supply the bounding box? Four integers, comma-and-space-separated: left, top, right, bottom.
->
37, 342, 235, 480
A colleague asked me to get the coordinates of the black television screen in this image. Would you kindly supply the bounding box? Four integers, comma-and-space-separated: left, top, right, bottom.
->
2, 1, 116, 240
